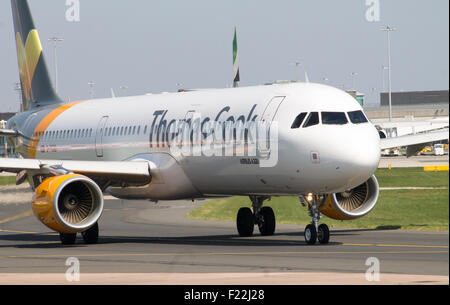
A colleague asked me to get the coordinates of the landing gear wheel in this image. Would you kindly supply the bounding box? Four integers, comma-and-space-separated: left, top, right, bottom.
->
81, 223, 99, 244
258, 207, 276, 236
60, 233, 77, 245
237, 208, 254, 237
318, 224, 330, 245
304, 224, 317, 245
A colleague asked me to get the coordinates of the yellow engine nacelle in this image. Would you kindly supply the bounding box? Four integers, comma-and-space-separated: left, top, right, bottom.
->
32, 174, 104, 233
319, 175, 380, 221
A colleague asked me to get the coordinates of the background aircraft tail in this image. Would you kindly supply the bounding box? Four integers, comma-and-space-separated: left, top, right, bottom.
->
11, 0, 61, 112
233, 27, 240, 88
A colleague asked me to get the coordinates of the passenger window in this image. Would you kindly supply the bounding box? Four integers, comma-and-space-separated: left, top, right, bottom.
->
348, 110, 369, 124
322, 112, 348, 125
303, 112, 320, 128
291, 113, 308, 129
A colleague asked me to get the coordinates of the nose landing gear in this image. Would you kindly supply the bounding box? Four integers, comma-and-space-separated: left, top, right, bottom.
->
300, 195, 330, 245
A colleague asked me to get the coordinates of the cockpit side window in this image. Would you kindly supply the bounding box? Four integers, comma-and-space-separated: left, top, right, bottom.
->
348, 110, 369, 124
291, 112, 308, 129
322, 112, 348, 125
303, 112, 320, 128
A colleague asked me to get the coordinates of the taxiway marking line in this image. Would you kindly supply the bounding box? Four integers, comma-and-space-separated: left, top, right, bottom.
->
0, 229, 448, 250
0, 250, 447, 260
0, 210, 33, 224
343, 243, 448, 249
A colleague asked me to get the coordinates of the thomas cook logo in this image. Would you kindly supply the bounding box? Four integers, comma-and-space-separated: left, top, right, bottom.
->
16, 30, 42, 102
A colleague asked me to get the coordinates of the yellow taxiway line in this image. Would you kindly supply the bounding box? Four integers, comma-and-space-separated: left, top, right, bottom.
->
0, 210, 33, 224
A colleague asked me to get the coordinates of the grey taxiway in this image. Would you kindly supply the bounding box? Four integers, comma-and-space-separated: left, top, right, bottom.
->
0, 186, 448, 284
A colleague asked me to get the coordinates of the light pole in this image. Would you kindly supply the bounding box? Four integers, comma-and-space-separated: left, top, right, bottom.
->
381, 26, 396, 122
291, 61, 302, 82
88, 81, 96, 99
14, 82, 22, 112
381, 65, 389, 92
119, 85, 129, 97
350, 72, 358, 90
48, 37, 64, 94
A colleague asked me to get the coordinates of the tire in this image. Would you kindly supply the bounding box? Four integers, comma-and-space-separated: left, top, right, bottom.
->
60, 233, 77, 245
237, 208, 254, 237
258, 207, 276, 236
318, 224, 330, 245
304, 224, 317, 245
81, 223, 99, 244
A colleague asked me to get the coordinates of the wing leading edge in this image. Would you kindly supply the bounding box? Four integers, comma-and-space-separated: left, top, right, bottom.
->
0, 158, 152, 187
380, 128, 449, 157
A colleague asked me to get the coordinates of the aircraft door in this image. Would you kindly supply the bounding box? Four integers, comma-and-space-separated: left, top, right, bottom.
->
259, 97, 285, 157
95, 116, 109, 157
261, 96, 285, 124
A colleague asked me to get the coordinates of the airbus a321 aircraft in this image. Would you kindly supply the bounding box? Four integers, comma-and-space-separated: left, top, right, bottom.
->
1, 0, 448, 245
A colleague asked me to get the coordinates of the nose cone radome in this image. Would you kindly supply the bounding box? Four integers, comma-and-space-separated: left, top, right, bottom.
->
343, 126, 381, 188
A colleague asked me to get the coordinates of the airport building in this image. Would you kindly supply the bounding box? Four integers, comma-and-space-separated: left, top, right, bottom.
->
365, 90, 449, 121
0, 113, 16, 157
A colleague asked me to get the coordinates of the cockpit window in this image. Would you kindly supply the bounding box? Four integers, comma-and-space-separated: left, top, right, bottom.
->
291, 112, 308, 129
348, 110, 369, 124
303, 112, 320, 128
322, 112, 348, 125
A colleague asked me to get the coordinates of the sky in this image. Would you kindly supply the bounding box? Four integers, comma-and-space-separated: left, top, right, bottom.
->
0, 0, 448, 112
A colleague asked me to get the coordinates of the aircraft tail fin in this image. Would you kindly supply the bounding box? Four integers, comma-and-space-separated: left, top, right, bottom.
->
11, 0, 61, 112
233, 27, 240, 88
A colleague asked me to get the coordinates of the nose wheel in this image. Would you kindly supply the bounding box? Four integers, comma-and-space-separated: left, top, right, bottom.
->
300, 195, 331, 245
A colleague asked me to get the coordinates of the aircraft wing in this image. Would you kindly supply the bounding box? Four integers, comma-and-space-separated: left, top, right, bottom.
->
375, 119, 449, 129
0, 158, 152, 186
0, 129, 22, 138
380, 128, 449, 157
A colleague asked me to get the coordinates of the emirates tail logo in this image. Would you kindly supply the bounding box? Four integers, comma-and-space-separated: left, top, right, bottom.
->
16, 30, 42, 101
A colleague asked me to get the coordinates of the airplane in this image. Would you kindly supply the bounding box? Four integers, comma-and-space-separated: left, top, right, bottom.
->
375, 118, 449, 156
1, 0, 448, 246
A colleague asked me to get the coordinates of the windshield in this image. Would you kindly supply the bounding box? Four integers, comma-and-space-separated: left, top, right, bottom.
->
321, 112, 348, 125
348, 110, 369, 124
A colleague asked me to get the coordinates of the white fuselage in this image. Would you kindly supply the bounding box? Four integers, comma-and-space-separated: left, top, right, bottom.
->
18, 83, 381, 200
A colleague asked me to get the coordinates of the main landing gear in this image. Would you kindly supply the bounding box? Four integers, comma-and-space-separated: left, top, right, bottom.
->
300, 195, 330, 245
59, 222, 99, 245
236, 196, 276, 237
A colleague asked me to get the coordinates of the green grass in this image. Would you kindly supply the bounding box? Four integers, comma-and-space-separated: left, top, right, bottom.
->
0, 176, 15, 186
375, 168, 449, 188
188, 168, 449, 231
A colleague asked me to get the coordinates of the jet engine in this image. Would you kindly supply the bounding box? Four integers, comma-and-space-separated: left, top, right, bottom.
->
32, 174, 104, 233
320, 175, 379, 220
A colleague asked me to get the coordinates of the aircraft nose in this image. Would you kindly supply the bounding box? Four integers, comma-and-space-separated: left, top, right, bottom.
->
327, 125, 380, 190
343, 126, 381, 186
